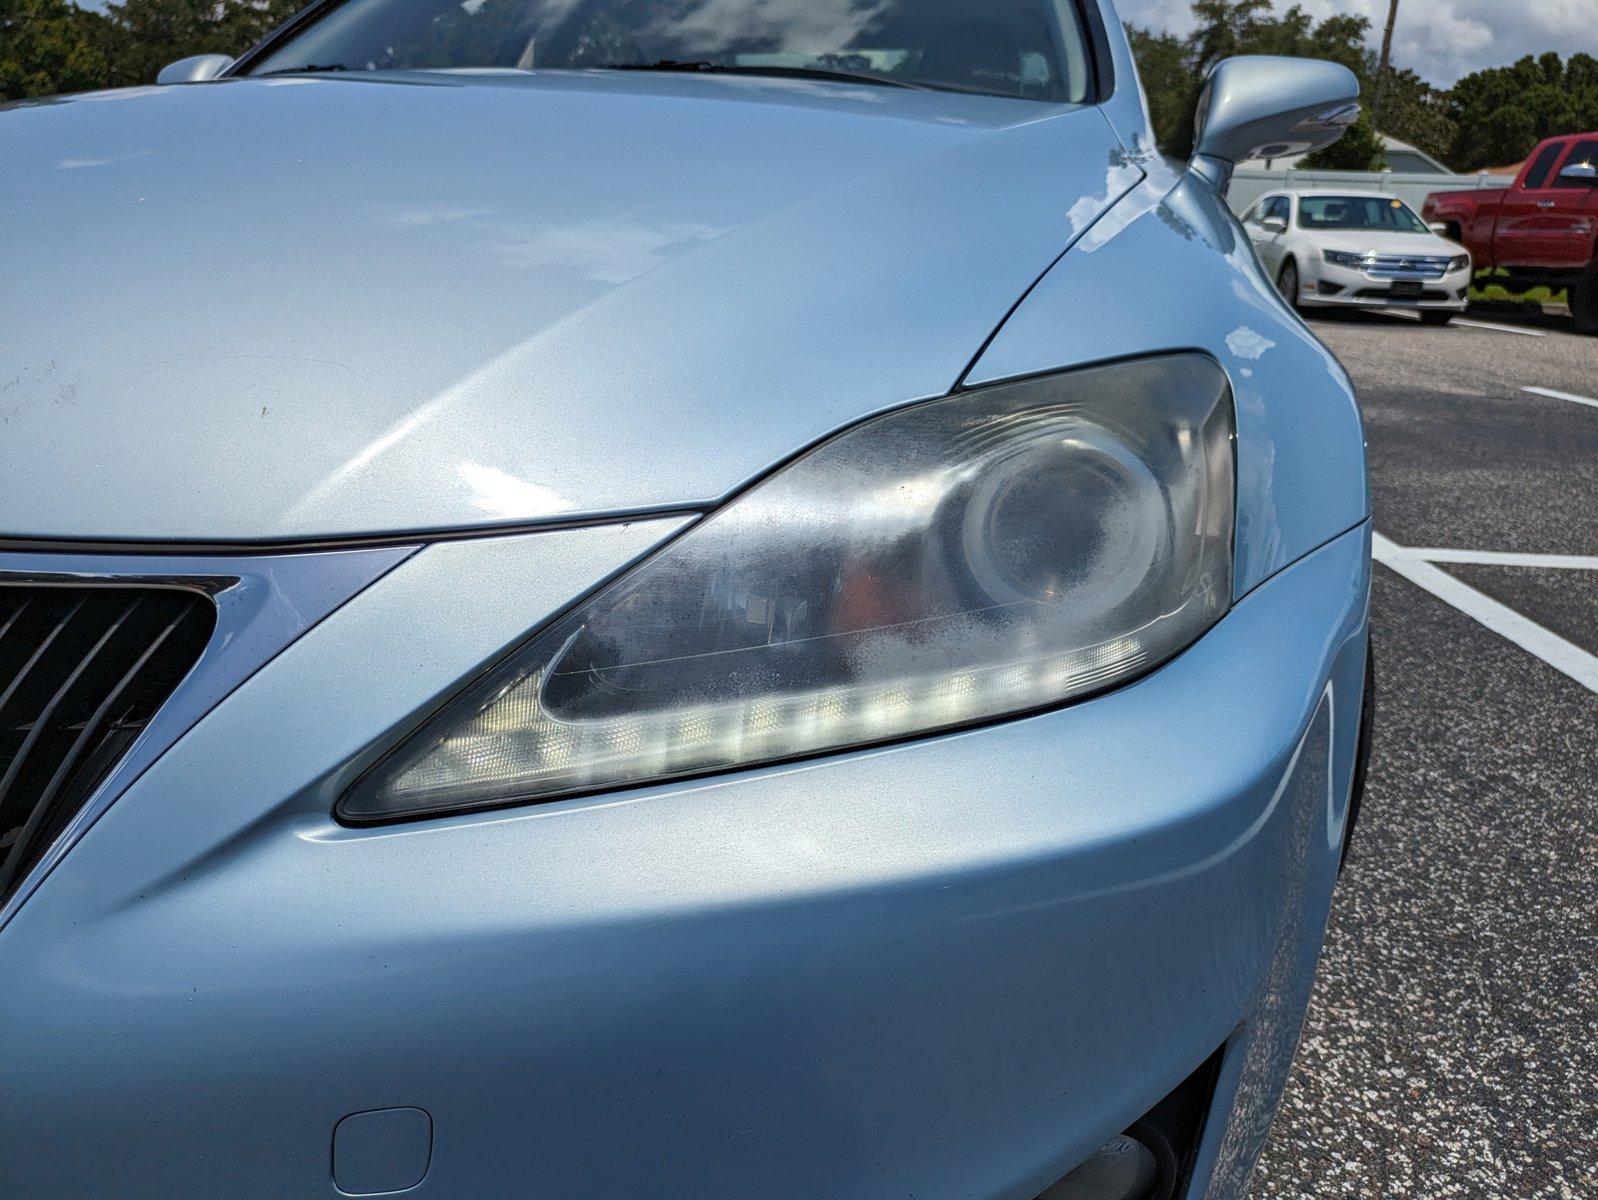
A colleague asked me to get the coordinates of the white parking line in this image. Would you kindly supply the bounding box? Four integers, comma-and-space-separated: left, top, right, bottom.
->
1395, 547, 1598, 570
1522, 386, 1598, 410
1373, 534, 1598, 693
1454, 318, 1547, 337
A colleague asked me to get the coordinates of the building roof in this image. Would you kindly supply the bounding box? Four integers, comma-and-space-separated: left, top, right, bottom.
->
1377, 135, 1452, 174
1259, 188, 1406, 201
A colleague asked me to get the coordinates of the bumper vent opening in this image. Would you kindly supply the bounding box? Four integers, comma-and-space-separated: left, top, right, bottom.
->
1353, 286, 1451, 302
1037, 1043, 1227, 1200
0, 585, 215, 906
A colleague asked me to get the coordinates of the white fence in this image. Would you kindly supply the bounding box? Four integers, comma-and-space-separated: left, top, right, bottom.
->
1226, 168, 1514, 216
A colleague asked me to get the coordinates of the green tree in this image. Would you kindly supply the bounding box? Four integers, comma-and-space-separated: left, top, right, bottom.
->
1377, 67, 1456, 165
104, 0, 232, 86
1186, 0, 1274, 75
1, 0, 306, 101
1299, 110, 1386, 170
1124, 24, 1194, 155
0, 0, 122, 99
1126, 1, 1383, 167
1445, 53, 1598, 170
104, 0, 301, 85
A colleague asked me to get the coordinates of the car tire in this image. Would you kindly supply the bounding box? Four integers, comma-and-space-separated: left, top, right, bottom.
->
1572, 261, 1598, 334
1419, 311, 1454, 326
1276, 259, 1300, 311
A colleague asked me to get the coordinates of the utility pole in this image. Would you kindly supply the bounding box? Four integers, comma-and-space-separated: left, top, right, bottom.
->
1372, 0, 1400, 128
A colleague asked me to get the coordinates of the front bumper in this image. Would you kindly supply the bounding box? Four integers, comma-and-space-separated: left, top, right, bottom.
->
1300, 259, 1472, 311
0, 522, 1371, 1200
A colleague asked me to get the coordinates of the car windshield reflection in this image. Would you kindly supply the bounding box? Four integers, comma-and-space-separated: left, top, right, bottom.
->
242, 0, 1094, 102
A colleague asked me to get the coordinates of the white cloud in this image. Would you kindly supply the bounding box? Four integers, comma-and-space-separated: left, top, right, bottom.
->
1115, 0, 1598, 86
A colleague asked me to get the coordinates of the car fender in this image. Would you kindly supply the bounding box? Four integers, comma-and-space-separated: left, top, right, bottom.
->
965, 164, 1368, 597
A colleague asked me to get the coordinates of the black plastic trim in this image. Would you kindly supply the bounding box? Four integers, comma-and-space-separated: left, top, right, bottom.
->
1341, 635, 1375, 869
0, 506, 704, 559
1074, 0, 1117, 104
226, 0, 337, 76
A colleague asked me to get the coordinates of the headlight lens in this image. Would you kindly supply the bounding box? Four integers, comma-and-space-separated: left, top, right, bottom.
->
1448, 254, 1471, 272
341, 355, 1235, 822
1323, 249, 1368, 268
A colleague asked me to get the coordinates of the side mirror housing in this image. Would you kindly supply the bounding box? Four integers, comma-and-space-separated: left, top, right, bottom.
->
1428, 222, 1451, 237
1261, 215, 1288, 234
1190, 56, 1361, 191
1558, 162, 1598, 185
157, 54, 235, 85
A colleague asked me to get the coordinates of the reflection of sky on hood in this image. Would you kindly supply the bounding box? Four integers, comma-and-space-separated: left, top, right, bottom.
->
458, 461, 573, 515
56, 150, 154, 170
491, 216, 725, 281
380, 206, 726, 283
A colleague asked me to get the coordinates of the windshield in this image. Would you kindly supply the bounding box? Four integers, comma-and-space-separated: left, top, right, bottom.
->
242, 0, 1093, 102
1297, 196, 1430, 234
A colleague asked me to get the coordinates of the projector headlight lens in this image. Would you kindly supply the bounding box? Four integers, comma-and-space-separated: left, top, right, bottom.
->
340, 355, 1236, 822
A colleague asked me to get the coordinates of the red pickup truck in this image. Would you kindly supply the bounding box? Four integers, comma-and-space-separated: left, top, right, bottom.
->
1423, 132, 1598, 332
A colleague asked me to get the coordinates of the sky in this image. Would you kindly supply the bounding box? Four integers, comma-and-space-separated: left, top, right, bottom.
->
1115, 0, 1598, 87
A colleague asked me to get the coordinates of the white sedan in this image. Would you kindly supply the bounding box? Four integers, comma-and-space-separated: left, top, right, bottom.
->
1242, 189, 1473, 324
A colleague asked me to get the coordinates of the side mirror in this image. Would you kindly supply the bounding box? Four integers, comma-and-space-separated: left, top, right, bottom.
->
1428, 222, 1451, 237
1558, 162, 1598, 185
1262, 216, 1288, 234
157, 54, 235, 85
1190, 56, 1361, 190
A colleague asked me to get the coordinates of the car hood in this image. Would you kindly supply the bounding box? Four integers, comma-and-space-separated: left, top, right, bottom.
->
0, 72, 1138, 544
1308, 229, 1462, 258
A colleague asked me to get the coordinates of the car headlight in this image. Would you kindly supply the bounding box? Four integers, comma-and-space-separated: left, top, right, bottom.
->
1448, 254, 1471, 272
1323, 249, 1368, 269
340, 355, 1236, 822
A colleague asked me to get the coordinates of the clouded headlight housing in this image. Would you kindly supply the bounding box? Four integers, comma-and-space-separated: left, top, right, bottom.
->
341, 355, 1235, 822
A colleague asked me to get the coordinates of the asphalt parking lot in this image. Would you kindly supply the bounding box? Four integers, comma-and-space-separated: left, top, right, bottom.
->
1247, 308, 1598, 1200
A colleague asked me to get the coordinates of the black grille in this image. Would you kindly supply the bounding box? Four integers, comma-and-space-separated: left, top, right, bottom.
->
0, 585, 215, 905
1354, 287, 1452, 301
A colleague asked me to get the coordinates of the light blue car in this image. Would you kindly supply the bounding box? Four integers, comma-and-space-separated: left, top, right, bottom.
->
0, 3, 1371, 1198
